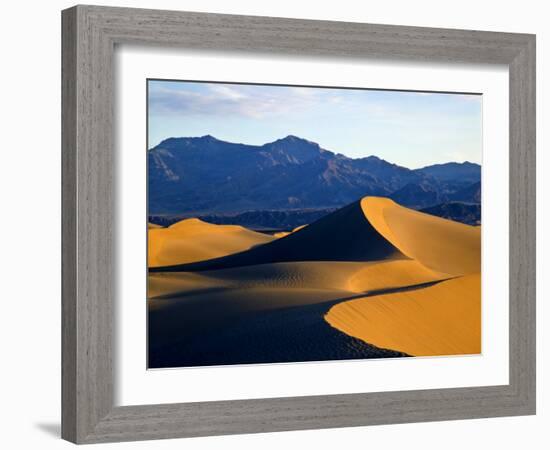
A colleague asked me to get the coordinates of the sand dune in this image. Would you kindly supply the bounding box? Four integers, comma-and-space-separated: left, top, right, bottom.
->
150, 200, 406, 272
362, 197, 480, 275
148, 196, 481, 367
148, 218, 275, 267
149, 260, 449, 299
150, 197, 480, 274
148, 222, 163, 229
325, 274, 481, 356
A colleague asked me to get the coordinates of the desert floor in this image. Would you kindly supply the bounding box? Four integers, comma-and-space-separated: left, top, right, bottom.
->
147, 197, 481, 368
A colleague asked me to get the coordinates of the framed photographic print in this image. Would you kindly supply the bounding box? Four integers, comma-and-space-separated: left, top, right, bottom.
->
62, 5, 536, 444
146, 79, 483, 369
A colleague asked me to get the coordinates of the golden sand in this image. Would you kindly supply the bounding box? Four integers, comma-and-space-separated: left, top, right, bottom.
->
148, 197, 481, 358
361, 197, 480, 275
148, 260, 449, 299
322, 198, 481, 355
273, 231, 291, 238
272, 224, 307, 239
345, 259, 450, 292
148, 218, 275, 267
325, 274, 481, 356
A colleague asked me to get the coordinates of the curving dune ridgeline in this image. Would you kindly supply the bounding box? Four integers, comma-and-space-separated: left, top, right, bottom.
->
326, 273, 481, 356
361, 197, 480, 276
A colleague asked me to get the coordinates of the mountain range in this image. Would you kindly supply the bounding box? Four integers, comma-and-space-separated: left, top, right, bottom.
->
148, 135, 481, 225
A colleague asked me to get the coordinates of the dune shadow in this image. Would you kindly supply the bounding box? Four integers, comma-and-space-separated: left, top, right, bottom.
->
150, 200, 406, 273
148, 279, 446, 368
150, 285, 231, 301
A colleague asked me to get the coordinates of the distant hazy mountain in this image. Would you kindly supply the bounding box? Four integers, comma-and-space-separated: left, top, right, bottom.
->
448, 181, 481, 203
149, 208, 337, 231
415, 161, 481, 184
421, 202, 481, 226
389, 182, 445, 209
148, 135, 481, 219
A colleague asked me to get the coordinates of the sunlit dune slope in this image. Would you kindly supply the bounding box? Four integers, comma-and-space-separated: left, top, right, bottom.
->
325, 273, 481, 356
148, 222, 163, 229
148, 259, 450, 299
150, 200, 407, 272
362, 197, 480, 276
148, 218, 275, 267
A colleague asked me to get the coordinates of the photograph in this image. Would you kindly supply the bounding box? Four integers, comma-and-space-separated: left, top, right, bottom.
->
146, 80, 482, 368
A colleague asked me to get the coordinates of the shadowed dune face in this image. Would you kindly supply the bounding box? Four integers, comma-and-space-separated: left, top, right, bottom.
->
147, 196, 481, 367
150, 200, 406, 273
148, 218, 275, 267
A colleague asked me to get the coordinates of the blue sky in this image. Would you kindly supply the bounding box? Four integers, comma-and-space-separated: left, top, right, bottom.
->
148, 79, 482, 169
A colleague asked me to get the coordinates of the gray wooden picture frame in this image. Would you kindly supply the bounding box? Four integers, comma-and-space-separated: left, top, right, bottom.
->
61, 4, 536, 444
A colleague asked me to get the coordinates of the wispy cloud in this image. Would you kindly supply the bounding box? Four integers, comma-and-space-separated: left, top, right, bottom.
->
149, 82, 327, 119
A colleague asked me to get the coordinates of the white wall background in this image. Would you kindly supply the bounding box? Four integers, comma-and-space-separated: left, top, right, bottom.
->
0, 1, 546, 448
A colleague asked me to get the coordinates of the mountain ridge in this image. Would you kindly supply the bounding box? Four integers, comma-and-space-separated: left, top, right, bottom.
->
148, 135, 481, 216
150, 134, 478, 170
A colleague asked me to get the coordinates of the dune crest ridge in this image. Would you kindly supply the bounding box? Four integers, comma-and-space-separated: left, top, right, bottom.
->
150, 199, 407, 273
322, 197, 482, 357
361, 197, 481, 275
